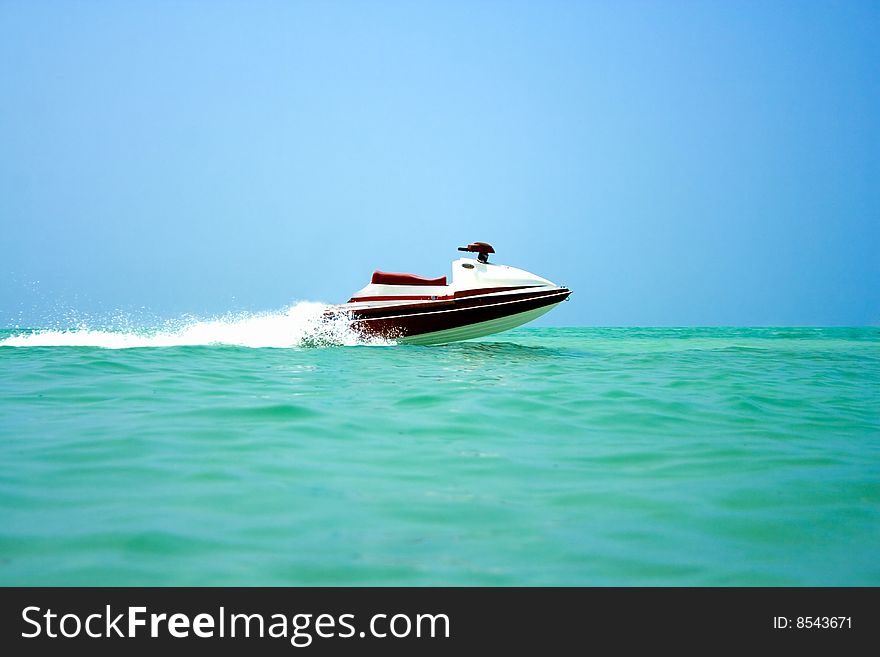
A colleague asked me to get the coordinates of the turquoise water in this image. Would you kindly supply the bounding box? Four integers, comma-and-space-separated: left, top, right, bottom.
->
1, 323, 878, 585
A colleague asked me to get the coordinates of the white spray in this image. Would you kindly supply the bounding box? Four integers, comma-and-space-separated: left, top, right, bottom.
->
0, 302, 390, 349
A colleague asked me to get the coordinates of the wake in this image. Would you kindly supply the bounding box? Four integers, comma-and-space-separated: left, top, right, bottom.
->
0, 302, 389, 349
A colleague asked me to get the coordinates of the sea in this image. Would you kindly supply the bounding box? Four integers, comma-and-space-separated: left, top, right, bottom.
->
1, 306, 878, 586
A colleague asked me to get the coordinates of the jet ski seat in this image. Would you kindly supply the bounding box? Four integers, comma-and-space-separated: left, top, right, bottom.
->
371, 271, 448, 286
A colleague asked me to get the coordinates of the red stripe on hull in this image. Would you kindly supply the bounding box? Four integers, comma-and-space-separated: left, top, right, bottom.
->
347, 285, 537, 303
347, 294, 453, 302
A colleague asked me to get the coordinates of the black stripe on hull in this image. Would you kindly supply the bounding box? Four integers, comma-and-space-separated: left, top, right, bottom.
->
345, 288, 565, 320
345, 288, 571, 340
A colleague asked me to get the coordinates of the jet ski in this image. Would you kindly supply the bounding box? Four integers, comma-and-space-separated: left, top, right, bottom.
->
331, 242, 571, 345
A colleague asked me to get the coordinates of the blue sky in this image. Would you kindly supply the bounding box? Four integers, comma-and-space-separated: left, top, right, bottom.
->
1, 0, 878, 326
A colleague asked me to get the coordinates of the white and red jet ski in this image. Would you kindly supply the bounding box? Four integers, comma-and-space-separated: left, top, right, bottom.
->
332, 242, 571, 345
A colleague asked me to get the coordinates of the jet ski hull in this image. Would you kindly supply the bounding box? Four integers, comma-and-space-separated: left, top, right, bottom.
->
395, 301, 564, 345
341, 286, 571, 345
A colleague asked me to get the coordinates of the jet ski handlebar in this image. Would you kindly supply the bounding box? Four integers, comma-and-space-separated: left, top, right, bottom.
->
457, 242, 495, 263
